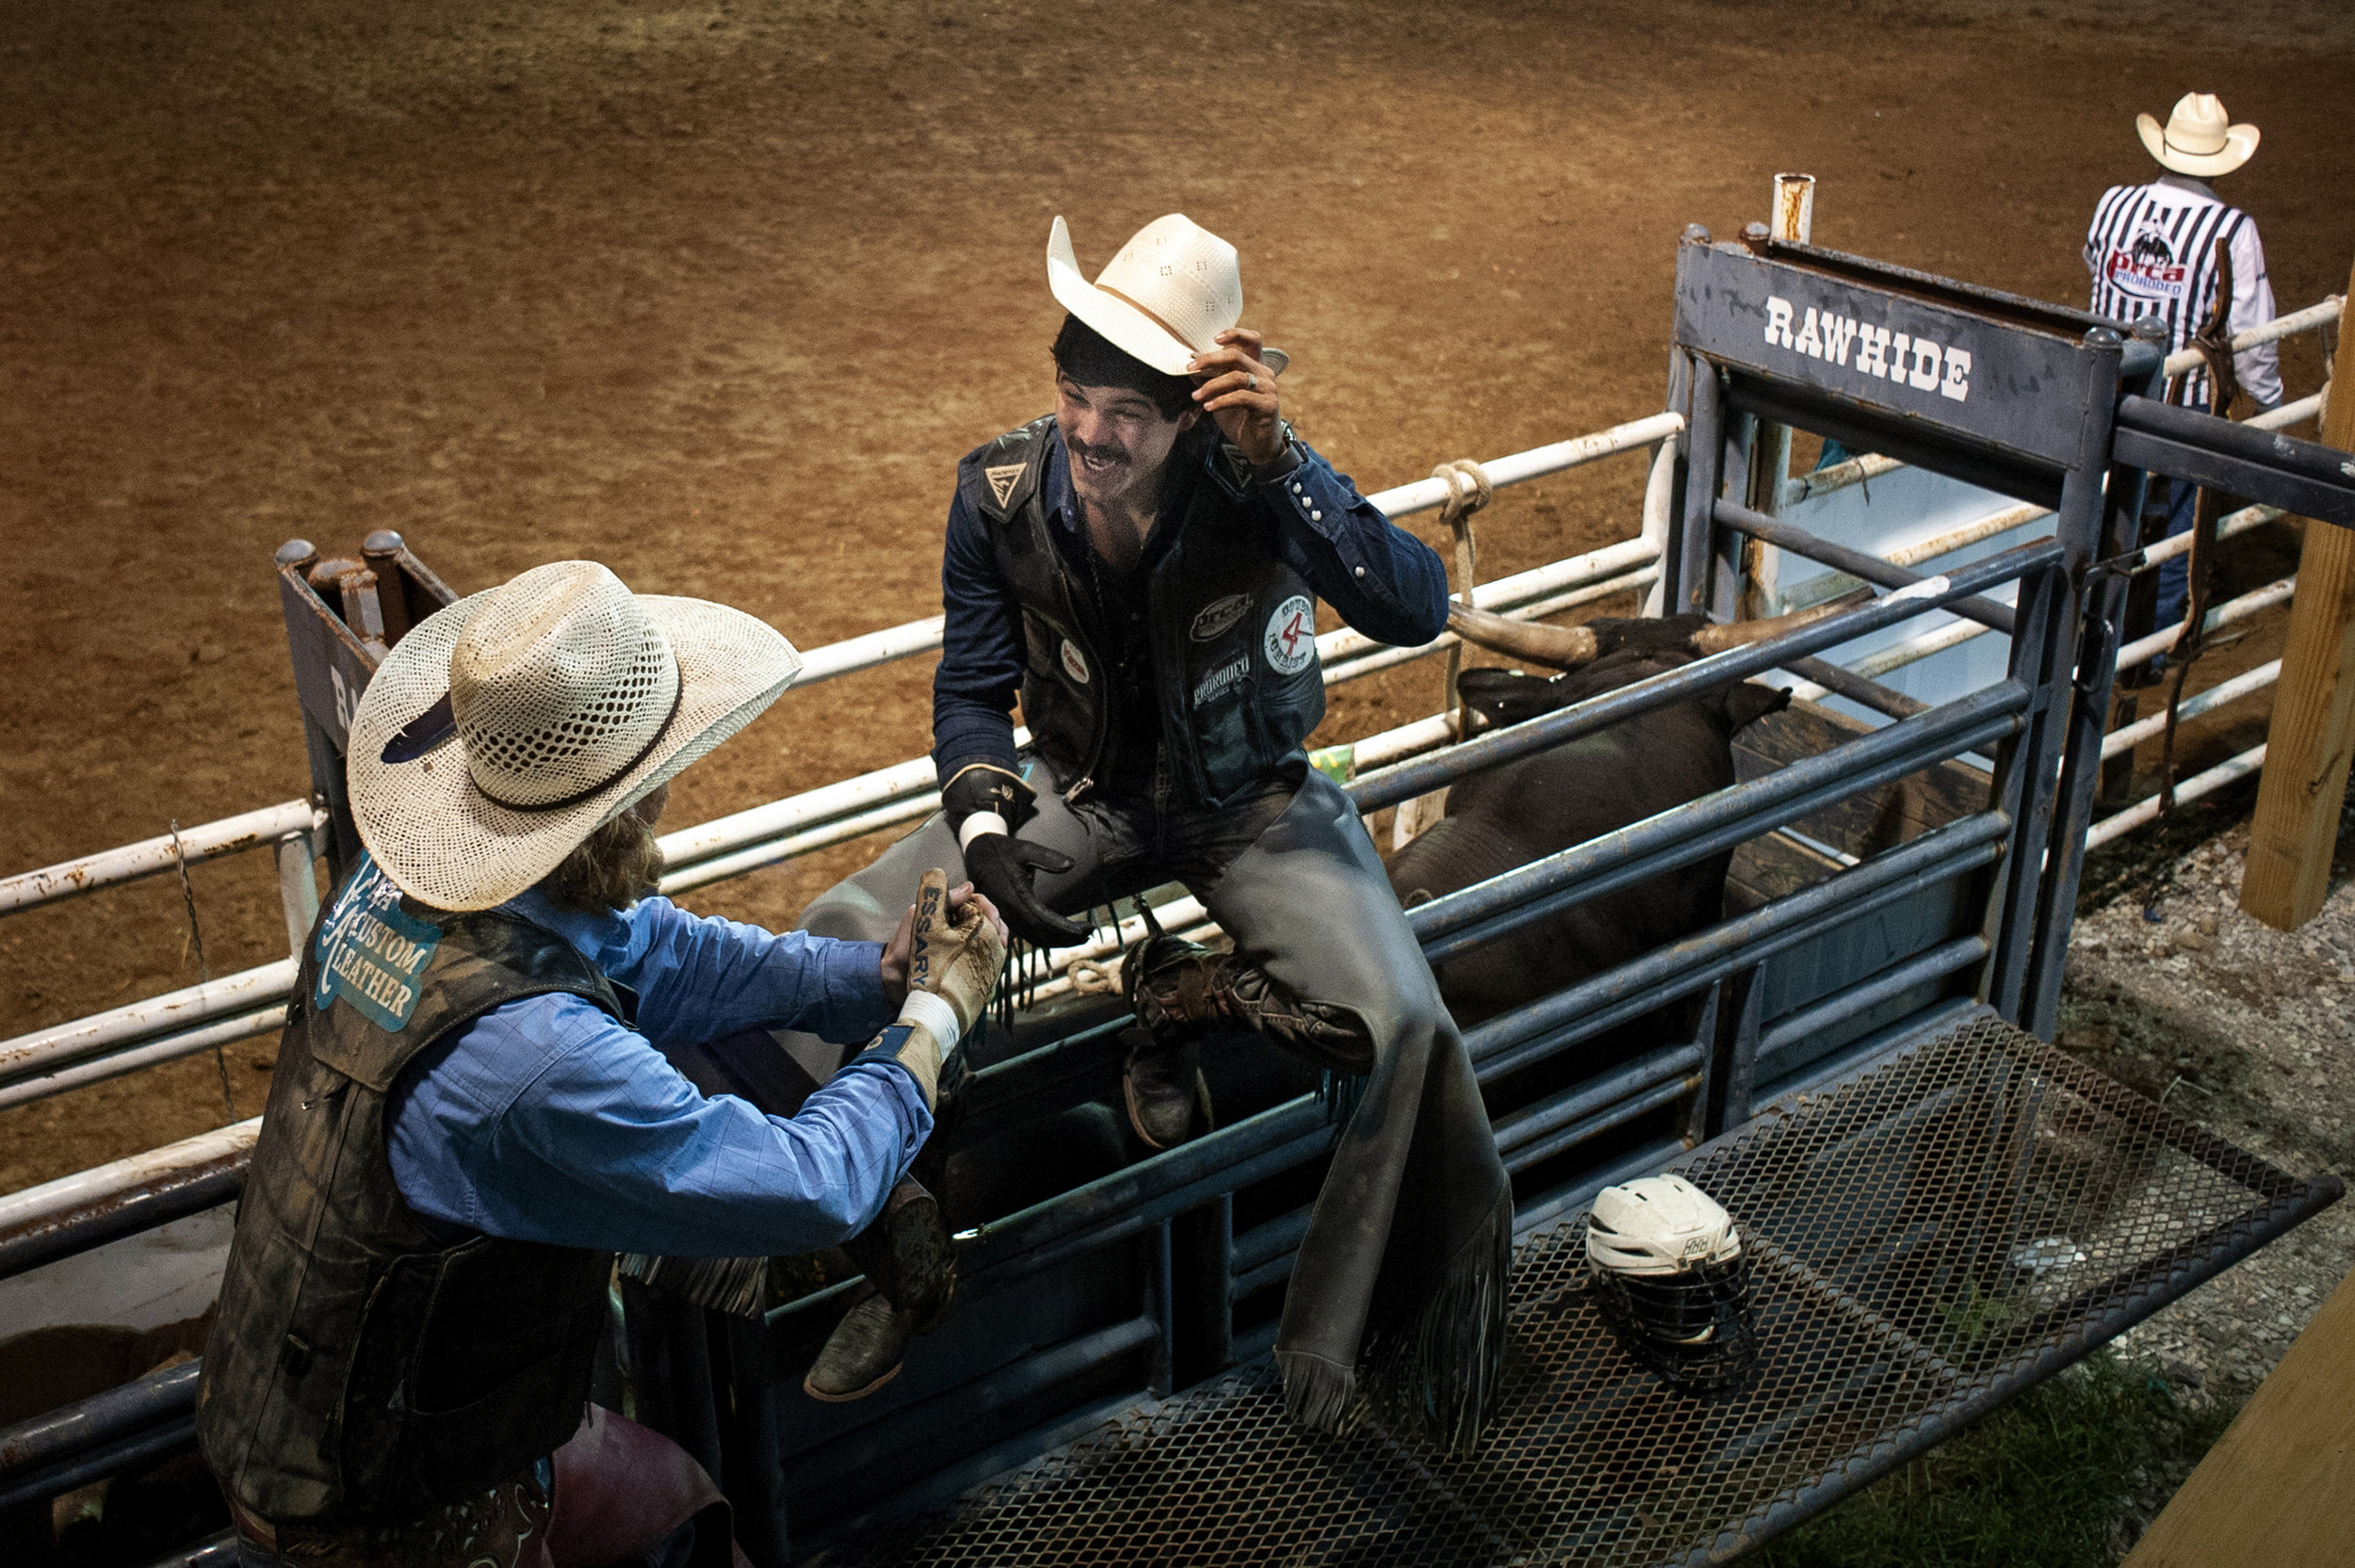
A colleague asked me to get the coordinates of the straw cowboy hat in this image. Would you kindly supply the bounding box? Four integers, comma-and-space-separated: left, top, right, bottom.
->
1048, 213, 1288, 379
2138, 92, 2259, 179
347, 560, 801, 911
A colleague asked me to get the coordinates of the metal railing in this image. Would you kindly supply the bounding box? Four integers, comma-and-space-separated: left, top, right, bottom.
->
0, 412, 1683, 1219
1764, 299, 2338, 855
1, 534, 2065, 1538
3, 296, 2338, 1239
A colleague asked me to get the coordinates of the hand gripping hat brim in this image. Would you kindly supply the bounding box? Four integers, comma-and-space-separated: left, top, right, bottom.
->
346, 570, 801, 912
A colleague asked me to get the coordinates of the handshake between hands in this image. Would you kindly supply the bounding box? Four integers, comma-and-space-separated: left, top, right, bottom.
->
873, 870, 1009, 1109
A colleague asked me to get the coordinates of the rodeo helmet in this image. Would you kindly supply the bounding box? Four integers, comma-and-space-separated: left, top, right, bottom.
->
1585, 1174, 1760, 1397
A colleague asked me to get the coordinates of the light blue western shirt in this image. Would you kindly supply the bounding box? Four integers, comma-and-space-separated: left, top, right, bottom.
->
382, 889, 925, 1257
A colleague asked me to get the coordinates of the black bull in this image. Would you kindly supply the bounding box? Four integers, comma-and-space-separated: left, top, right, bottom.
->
1388, 604, 1844, 1026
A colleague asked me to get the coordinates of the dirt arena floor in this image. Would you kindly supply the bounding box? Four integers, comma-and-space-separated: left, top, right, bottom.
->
4, 0, 2352, 1194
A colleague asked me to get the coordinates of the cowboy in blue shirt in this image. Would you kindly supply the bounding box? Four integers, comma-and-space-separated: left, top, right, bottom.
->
198, 561, 1004, 1567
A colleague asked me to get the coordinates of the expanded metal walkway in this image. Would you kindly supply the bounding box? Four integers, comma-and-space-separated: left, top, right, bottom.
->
828, 1014, 2339, 1567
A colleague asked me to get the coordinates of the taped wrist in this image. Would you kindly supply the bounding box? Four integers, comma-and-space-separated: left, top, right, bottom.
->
871, 994, 959, 1113
942, 763, 1033, 844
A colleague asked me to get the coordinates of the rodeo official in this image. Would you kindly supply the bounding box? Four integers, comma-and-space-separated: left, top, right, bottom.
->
779, 214, 1514, 1449
196, 561, 1004, 1567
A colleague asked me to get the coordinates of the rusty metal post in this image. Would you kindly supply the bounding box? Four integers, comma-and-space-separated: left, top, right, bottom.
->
335, 567, 392, 661
1741, 176, 1816, 621
361, 529, 414, 646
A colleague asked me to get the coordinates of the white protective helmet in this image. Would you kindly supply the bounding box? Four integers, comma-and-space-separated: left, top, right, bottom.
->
1585, 1175, 1760, 1394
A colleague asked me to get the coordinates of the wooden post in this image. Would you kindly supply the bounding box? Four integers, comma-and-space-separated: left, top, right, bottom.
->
2240, 268, 2355, 930
2120, 1262, 2355, 1567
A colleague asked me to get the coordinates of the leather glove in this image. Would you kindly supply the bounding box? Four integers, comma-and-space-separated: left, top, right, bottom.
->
941, 762, 1036, 841
962, 832, 1088, 947
940, 762, 1089, 946
881, 869, 1007, 1110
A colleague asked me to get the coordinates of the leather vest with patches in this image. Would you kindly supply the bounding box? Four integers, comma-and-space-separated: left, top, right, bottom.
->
961, 416, 1327, 810
198, 874, 622, 1527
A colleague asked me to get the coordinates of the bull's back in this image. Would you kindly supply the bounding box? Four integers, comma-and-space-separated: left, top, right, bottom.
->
1388, 711, 1738, 1023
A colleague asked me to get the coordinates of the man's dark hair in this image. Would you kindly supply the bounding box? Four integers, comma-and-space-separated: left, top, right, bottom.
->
1051, 314, 1195, 421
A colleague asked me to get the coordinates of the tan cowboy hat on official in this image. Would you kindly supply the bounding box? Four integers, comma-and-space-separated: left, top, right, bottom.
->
2138, 92, 2259, 179
346, 560, 801, 911
1048, 213, 1289, 379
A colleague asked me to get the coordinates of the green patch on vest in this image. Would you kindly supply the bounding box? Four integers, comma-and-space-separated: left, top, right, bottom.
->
314, 852, 440, 1030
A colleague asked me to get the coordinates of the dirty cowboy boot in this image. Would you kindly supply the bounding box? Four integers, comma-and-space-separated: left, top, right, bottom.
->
803, 1178, 954, 1402
1121, 933, 1374, 1146
1119, 1024, 1209, 1151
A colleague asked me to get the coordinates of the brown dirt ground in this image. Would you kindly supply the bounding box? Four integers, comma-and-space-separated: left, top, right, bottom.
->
4, 0, 2352, 1192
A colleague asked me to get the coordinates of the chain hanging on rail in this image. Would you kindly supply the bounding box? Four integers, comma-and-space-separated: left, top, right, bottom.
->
170, 818, 236, 1119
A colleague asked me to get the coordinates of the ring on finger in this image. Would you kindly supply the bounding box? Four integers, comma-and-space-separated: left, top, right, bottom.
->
1244, 372, 1258, 392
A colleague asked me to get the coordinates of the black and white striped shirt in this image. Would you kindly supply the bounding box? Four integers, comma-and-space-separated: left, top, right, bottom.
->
2084, 173, 2281, 409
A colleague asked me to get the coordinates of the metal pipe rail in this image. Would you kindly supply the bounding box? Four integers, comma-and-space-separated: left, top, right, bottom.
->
1353, 538, 2063, 816
0, 1117, 260, 1283
1408, 685, 2027, 963
1776, 386, 2323, 621
1466, 812, 2011, 1087
0, 961, 297, 1108
0, 1361, 201, 1512
0, 800, 324, 916
1713, 499, 2017, 636
2088, 745, 2267, 849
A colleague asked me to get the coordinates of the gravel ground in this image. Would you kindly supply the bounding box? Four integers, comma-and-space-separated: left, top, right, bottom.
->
2055, 787, 2355, 1415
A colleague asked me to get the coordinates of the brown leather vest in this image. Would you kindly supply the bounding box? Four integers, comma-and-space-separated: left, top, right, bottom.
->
198, 857, 621, 1526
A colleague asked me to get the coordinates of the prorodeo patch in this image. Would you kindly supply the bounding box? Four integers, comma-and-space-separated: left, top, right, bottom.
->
313, 851, 440, 1030
1189, 593, 1252, 642
1262, 595, 1316, 676
1060, 639, 1091, 685
1192, 655, 1249, 707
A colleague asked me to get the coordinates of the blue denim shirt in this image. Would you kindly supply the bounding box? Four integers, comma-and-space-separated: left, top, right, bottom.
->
931, 424, 1449, 781
383, 890, 924, 1258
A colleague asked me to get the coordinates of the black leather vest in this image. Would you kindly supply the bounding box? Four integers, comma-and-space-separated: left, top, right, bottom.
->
198, 859, 622, 1526
960, 416, 1327, 810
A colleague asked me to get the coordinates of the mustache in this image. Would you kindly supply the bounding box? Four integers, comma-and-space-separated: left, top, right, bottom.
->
1067, 437, 1129, 470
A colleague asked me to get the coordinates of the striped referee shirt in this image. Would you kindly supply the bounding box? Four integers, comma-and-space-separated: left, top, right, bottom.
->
2084, 172, 2282, 410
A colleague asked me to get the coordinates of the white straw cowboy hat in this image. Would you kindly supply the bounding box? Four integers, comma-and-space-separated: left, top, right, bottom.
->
2138, 92, 2259, 178
1048, 213, 1288, 379
347, 560, 801, 911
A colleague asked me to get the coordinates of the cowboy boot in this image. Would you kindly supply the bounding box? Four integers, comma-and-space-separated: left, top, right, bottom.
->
1124, 932, 1374, 1069
802, 1179, 955, 1402
1119, 1024, 1209, 1152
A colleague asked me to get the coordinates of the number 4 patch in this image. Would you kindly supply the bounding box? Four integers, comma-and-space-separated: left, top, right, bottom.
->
1263, 594, 1316, 675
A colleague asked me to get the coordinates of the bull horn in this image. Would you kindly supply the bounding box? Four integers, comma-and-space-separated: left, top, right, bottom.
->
1689, 587, 1875, 654
1446, 602, 1599, 668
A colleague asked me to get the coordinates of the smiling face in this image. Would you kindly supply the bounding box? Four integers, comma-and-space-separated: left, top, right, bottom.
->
1055, 374, 1199, 516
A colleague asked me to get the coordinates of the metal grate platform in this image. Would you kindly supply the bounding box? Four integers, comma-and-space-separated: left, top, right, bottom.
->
827, 1014, 2340, 1566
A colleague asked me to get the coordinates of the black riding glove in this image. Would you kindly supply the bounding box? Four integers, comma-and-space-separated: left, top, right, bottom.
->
941, 763, 1090, 947
963, 833, 1088, 947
